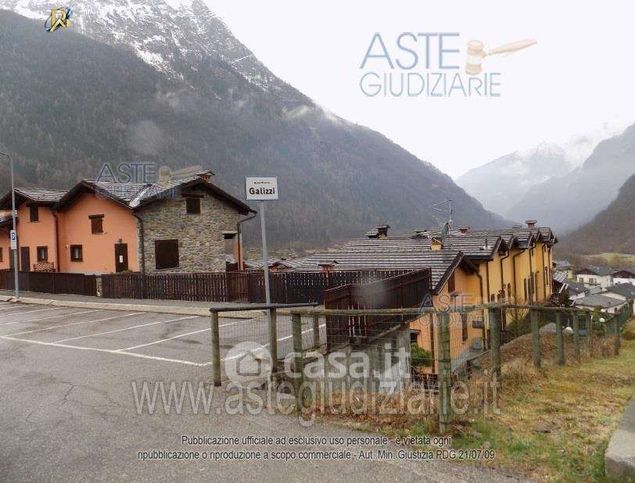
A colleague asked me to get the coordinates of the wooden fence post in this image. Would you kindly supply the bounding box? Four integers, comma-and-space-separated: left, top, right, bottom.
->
292, 313, 305, 409
555, 312, 565, 366
586, 312, 593, 357
269, 308, 278, 371
489, 308, 501, 383
313, 313, 320, 349
438, 312, 452, 433
573, 312, 580, 362
614, 312, 621, 354
210, 311, 222, 387
530, 309, 541, 369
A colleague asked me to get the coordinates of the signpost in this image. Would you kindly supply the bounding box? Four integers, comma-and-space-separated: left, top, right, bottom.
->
245, 177, 279, 305
0, 151, 19, 299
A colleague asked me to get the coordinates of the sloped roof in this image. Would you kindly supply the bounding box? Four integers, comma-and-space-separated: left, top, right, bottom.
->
553, 270, 568, 284
0, 187, 67, 209
566, 280, 588, 295
55, 176, 254, 215
578, 266, 614, 277
575, 293, 625, 309
288, 237, 474, 292
606, 283, 635, 299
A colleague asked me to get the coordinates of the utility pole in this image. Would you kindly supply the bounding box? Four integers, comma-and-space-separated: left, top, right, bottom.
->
0, 151, 19, 299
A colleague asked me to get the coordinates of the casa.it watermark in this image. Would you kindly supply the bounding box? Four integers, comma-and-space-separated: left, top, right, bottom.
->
359, 32, 536, 98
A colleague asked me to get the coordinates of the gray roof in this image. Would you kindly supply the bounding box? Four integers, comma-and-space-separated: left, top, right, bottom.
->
575, 293, 624, 309
578, 266, 614, 277
566, 280, 588, 295
288, 237, 469, 292
553, 271, 568, 284
606, 283, 635, 299
55, 176, 253, 214
0, 187, 67, 208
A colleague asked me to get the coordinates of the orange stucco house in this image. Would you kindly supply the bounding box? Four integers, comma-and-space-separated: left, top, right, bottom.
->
0, 172, 254, 274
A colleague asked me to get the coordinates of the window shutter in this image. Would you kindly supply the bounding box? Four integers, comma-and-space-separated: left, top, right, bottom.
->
155, 240, 179, 269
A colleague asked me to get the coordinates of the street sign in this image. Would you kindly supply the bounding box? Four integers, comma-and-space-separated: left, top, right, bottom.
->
245, 177, 279, 201
10, 230, 17, 250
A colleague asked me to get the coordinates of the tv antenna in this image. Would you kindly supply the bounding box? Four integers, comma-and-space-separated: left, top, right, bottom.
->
430, 199, 453, 238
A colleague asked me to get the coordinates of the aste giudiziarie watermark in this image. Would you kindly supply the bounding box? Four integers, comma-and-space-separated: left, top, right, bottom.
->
359, 32, 536, 98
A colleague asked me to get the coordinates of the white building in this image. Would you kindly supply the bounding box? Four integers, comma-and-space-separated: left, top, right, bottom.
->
576, 266, 615, 289
613, 269, 635, 286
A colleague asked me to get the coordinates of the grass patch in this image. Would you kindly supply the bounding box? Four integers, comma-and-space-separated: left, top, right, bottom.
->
448, 317, 635, 482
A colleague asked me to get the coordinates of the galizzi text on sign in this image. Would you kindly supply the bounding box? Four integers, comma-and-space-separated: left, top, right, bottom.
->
245, 177, 279, 201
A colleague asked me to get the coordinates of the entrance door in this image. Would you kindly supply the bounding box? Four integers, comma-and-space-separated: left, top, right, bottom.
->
20, 247, 30, 272
115, 243, 129, 272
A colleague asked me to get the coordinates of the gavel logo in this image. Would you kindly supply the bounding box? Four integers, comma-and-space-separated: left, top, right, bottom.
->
465, 39, 537, 75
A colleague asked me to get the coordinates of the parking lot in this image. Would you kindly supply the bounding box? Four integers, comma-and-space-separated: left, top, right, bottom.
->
0, 301, 322, 369
0, 300, 512, 482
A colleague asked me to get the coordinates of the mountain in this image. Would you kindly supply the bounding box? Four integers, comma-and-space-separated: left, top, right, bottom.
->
558, 175, 635, 254
456, 143, 572, 213
507, 124, 635, 231
0, 5, 505, 248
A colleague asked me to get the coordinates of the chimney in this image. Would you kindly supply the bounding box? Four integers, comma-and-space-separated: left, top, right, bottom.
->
525, 219, 537, 228
318, 261, 338, 274
431, 237, 444, 251
197, 170, 215, 182
376, 224, 390, 239
459, 226, 470, 234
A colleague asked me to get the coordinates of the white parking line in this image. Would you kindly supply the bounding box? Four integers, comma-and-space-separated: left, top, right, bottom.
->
0, 310, 98, 326
0, 335, 206, 366
52, 316, 199, 343
0, 307, 68, 317
116, 319, 244, 352
202, 323, 327, 365
7, 312, 142, 336
0, 305, 31, 312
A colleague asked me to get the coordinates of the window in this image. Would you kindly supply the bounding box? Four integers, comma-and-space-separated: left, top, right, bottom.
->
410, 330, 420, 344
70, 245, 83, 262
90, 214, 104, 234
461, 313, 468, 341
524, 279, 528, 301
29, 205, 39, 222
0, 247, 2, 262
155, 239, 179, 269
447, 272, 455, 293
186, 197, 201, 215
36, 246, 48, 262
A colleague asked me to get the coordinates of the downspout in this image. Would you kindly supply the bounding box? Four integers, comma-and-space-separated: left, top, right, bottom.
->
485, 261, 491, 303
53, 211, 60, 273
132, 213, 145, 275
132, 212, 146, 300
475, 267, 484, 305
528, 245, 534, 303
236, 212, 257, 271
512, 251, 523, 303
500, 250, 510, 301
542, 244, 547, 300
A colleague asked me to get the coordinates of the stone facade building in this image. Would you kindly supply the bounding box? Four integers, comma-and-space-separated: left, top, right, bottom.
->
137, 185, 244, 273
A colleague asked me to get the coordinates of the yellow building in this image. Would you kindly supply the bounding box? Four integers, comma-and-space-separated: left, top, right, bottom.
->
288, 221, 557, 373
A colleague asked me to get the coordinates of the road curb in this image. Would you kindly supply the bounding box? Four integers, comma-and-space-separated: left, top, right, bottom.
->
606, 397, 635, 482
0, 295, 264, 319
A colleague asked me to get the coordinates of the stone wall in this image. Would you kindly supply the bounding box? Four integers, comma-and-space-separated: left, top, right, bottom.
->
136, 188, 240, 273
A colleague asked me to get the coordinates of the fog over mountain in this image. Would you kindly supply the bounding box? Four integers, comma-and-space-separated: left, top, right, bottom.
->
0, 3, 505, 248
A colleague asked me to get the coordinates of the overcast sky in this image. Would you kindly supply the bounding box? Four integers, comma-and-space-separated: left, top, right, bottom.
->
205, 0, 635, 178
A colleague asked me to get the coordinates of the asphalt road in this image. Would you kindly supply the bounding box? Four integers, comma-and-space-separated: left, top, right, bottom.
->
0, 301, 522, 482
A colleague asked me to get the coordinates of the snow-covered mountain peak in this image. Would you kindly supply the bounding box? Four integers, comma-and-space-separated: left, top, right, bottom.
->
0, 0, 299, 100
